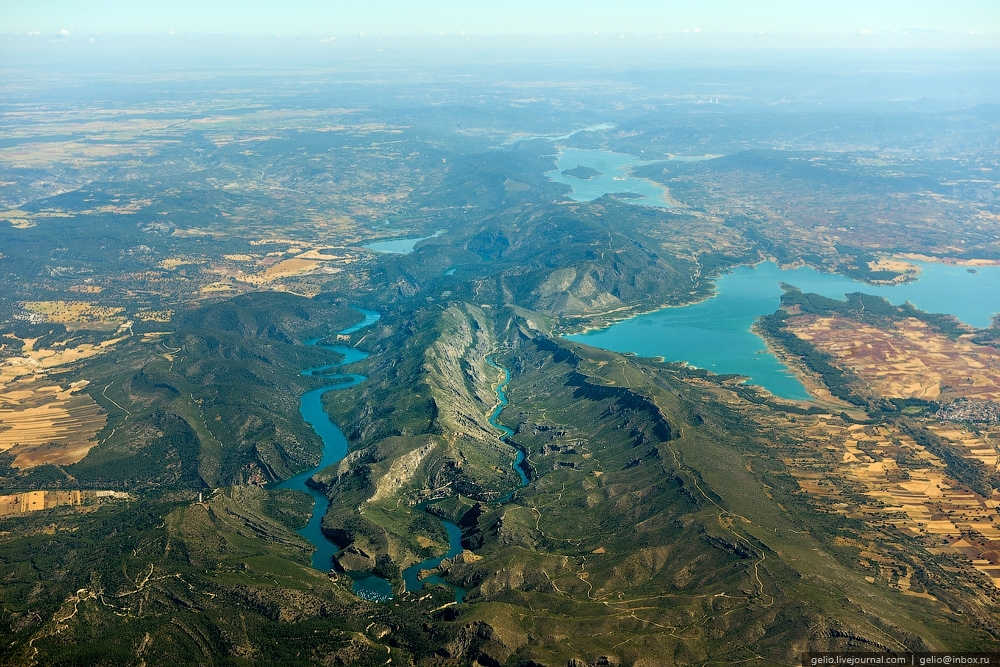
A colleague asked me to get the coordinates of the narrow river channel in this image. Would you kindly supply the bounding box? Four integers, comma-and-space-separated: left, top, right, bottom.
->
273, 308, 394, 601
278, 325, 526, 604
400, 354, 527, 604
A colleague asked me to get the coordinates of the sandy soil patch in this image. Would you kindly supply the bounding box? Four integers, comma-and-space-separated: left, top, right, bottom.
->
0, 209, 35, 228
897, 253, 1000, 267
295, 247, 347, 260
238, 257, 323, 285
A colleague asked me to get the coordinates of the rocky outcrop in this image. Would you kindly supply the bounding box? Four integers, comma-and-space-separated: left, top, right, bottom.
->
532, 266, 627, 315
334, 545, 375, 572
369, 441, 438, 502
423, 303, 500, 443
442, 620, 528, 666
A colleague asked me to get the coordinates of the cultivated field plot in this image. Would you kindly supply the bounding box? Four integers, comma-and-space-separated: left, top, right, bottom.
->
779, 412, 1000, 590
788, 315, 1000, 401
0, 489, 129, 517
866, 258, 921, 284
0, 334, 128, 387
236, 246, 357, 285
0, 378, 106, 467
0, 335, 126, 468
21, 301, 126, 329
926, 423, 1000, 469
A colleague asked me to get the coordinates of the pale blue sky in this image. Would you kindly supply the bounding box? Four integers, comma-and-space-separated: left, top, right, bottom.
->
3, 0, 997, 36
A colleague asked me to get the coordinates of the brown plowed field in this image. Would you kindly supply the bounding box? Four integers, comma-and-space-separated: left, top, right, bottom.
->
788, 315, 1000, 402
0, 379, 106, 467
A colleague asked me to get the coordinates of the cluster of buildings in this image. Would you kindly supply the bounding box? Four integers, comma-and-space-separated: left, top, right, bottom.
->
937, 400, 1000, 425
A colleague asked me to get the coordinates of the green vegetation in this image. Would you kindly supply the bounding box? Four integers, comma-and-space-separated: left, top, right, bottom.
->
757, 309, 871, 407
419, 331, 986, 663
561, 165, 602, 180
0, 488, 460, 666
0, 293, 365, 491
2, 69, 1000, 665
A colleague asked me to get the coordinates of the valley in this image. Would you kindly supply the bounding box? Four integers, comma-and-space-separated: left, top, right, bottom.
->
1, 54, 999, 665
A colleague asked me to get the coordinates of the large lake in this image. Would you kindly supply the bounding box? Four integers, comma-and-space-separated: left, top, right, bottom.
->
546, 148, 674, 208
568, 261, 1000, 401
362, 230, 444, 254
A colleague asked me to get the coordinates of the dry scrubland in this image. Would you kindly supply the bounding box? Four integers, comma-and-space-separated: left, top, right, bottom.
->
21, 301, 126, 330
151, 243, 362, 294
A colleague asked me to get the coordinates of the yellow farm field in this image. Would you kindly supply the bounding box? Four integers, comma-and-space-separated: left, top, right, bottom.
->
0, 334, 128, 388
0, 489, 129, 517
897, 253, 1000, 268
22, 301, 125, 328
0, 378, 106, 467
0, 209, 34, 228
866, 258, 920, 283
788, 315, 1000, 401
779, 410, 1000, 590
239, 257, 322, 285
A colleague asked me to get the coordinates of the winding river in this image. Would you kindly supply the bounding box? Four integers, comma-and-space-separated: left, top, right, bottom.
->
279, 320, 524, 604
274, 308, 394, 601
400, 355, 526, 603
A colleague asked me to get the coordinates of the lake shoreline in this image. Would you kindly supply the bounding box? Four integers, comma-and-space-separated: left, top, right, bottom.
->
564, 260, 1000, 401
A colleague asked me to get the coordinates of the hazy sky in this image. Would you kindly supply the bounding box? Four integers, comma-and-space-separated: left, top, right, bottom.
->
3, 0, 998, 36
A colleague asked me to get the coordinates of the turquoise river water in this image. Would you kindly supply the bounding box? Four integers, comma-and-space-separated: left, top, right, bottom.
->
277, 310, 524, 604
273, 308, 395, 601
400, 355, 525, 604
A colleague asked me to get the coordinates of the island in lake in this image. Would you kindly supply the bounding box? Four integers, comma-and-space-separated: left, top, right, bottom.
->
561, 164, 602, 180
